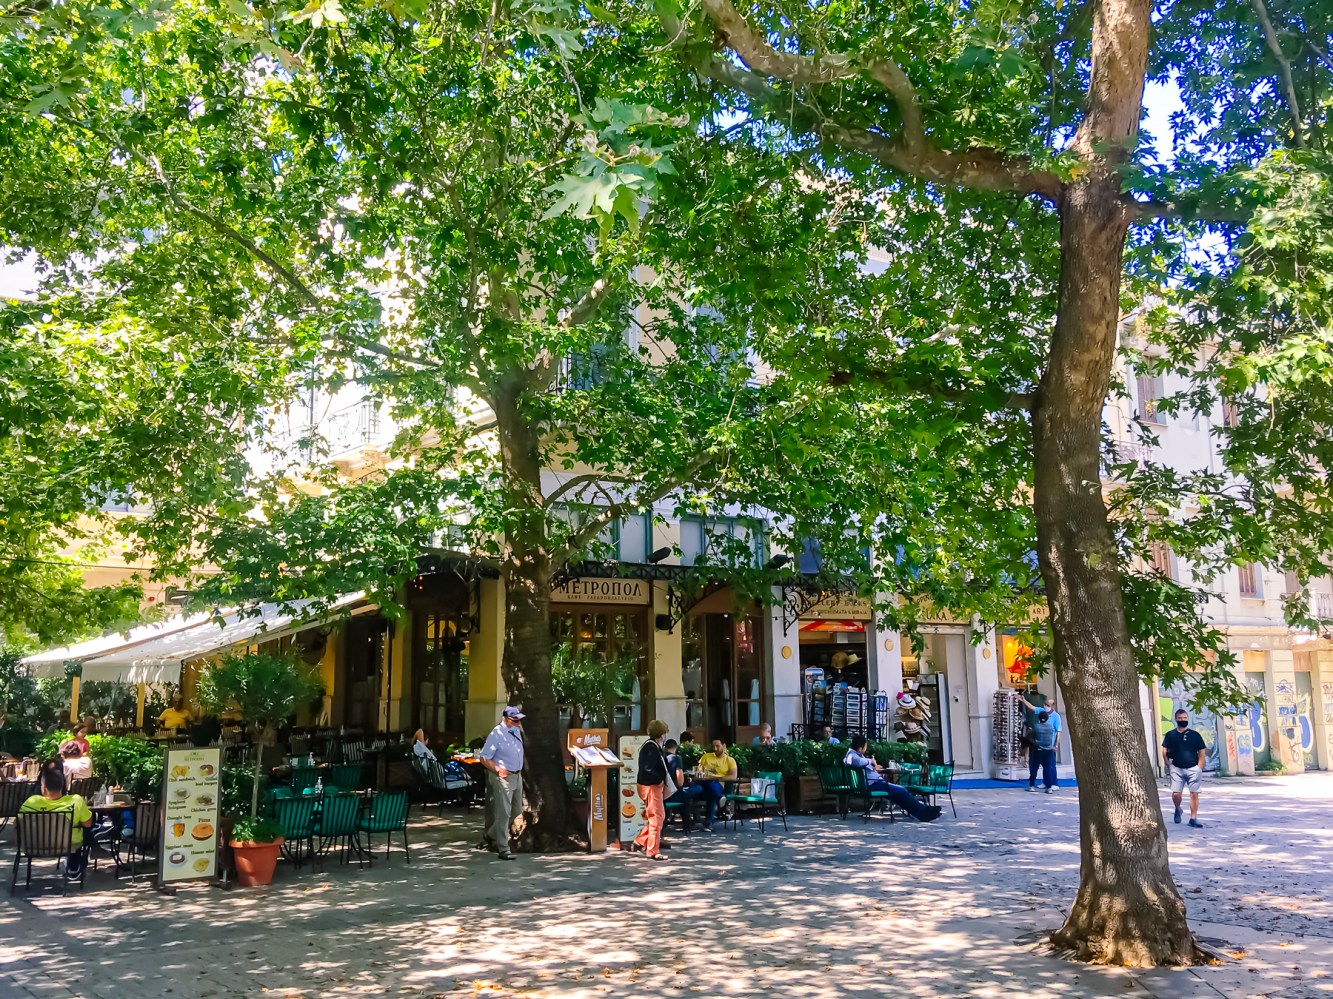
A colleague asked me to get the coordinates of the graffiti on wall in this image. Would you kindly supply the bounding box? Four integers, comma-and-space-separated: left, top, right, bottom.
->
1323, 681, 1333, 770
1274, 676, 1302, 769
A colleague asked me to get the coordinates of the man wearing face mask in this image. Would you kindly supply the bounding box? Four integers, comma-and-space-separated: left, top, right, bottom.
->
478, 706, 526, 860
1162, 708, 1207, 828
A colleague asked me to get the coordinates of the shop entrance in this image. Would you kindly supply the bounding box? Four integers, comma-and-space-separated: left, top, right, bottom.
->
409, 573, 471, 742
343, 615, 386, 732
681, 611, 765, 745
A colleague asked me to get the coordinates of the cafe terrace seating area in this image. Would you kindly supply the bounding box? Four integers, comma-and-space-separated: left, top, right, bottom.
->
1, 731, 956, 895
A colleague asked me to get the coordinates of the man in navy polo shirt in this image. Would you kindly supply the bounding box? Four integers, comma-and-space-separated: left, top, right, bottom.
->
1162, 708, 1207, 828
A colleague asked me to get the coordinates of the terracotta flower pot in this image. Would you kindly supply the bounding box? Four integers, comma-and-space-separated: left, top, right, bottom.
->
228, 837, 284, 887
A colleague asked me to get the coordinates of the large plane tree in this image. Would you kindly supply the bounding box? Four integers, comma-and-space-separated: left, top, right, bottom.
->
649, 0, 1333, 968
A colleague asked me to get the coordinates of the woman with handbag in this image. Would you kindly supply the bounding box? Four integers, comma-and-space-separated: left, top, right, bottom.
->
631, 719, 672, 860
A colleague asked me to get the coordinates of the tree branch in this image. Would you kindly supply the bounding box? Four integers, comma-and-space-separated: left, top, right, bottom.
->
1124, 196, 1252, 225
829, 368, 1034, 412
551, 451, 718, 566
546, 472, 633, 507
695, 0, 1062, 202
1250, 0, 1308, 150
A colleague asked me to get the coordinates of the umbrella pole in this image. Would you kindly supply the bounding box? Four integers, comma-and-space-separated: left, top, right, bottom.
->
69, 676, 81, 725
136, 683, 147, 728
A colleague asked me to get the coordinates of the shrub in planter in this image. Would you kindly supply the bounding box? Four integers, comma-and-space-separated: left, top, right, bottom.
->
196, 651, 322, 820
228, 815, 285, 887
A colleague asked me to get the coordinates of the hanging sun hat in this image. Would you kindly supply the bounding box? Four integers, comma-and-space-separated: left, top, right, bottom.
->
897, 692, 917, 709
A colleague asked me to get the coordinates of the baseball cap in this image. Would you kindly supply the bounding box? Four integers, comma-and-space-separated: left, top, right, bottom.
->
503, 706, 525, 720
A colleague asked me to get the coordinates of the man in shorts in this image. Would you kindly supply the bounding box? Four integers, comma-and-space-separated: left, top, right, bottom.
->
1162, 708, 1207, 828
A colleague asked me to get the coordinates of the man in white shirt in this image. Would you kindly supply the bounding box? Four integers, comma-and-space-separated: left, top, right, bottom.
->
478, 706, 526, 860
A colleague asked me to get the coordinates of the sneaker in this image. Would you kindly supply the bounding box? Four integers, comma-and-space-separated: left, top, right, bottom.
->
918, 806, 943, 823
1174, 805, 1182, 824
498, 852, 516, 860
698, 824, 713, 834
1026, 786, 1037, 793
1045, 787, 1054, 794
1188, 819, 1204, 829
474, 841, 495, 852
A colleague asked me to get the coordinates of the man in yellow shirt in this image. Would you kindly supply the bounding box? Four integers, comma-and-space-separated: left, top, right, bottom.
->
694, 738, 737, 832
21, 767, 94, 879
158, 695, 194, 731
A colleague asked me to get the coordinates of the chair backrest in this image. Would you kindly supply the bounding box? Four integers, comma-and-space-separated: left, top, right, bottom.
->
16, 809, 75, 859
0, 780, 34, 818
367, 790, 409, 829
290, 766, 320, 791
68, 777, 102, 800
273, 797, 318, 838
133, 800, 161, 848
845, 765, 870, 793
319, 793, 362, 837
342, 740, 365, 764
754, 771, 783, 803
328, 764, 363, 790
818, 765, 852, 793
926, 763, 954, 791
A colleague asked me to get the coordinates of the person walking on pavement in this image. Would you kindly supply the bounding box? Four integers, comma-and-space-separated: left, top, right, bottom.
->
478, 706, 526, 860
631, 719, 671, 860
1163, 708, 1207, 828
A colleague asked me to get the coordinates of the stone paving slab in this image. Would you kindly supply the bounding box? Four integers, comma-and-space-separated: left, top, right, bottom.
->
2, 774, 1330, 998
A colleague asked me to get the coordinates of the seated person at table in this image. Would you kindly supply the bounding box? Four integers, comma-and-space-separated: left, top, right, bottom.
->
662, 740, 704, 830
411, 728, 438, 763
158, 695, 193, 731
678, 732, 696, 748
819, 725, 840, 745
696, 738, 737, 831
59, 724, 91, 758
60, 741, 93, 781
844, 737, 941, 822
21, 765, 94, 877
752, 723, 776, 746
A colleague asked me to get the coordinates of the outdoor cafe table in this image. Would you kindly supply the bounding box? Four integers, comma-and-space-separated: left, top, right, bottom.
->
88, 797, 137, 873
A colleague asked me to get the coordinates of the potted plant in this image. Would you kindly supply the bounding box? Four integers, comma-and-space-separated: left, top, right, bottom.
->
227, 816, 285, 886
197, 651, 322, 886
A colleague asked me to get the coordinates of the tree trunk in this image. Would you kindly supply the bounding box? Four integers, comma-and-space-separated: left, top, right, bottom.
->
493, 381, 582, 851
1033, 181, 1204, 969
1028, 0, 1207, 967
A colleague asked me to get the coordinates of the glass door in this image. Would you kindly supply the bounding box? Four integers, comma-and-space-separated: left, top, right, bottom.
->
416, 612, 469, 741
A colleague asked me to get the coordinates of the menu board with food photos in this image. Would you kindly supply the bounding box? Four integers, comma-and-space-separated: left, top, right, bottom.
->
617, 735, 648, 845
159, 746, 222, 884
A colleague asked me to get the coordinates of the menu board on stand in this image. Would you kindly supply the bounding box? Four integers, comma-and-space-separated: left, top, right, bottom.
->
617, 735, 648, 847
158, 746, 223, 884
567, 728, 618, 852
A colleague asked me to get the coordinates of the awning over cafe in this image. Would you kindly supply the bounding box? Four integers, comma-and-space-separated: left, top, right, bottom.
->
26, 593, 367, 683
22, 611, 221, 678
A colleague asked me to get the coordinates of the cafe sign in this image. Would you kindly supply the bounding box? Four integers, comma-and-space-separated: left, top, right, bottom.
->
803, 594, 874, 620
551, 577, 651, 605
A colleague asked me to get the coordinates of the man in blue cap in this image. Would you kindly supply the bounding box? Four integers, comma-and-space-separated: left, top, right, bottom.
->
479, 706, 525, 860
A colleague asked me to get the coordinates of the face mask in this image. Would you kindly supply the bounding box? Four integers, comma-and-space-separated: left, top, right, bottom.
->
1177, 720, 1189, 728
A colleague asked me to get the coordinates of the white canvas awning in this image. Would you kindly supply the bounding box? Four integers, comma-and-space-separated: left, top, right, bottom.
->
23, 611, 221, 678
77, 593, 367, 683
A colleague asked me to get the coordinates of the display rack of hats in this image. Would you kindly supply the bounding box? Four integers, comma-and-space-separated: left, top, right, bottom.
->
893, 690, 932, 744
991, 689, 1025, 764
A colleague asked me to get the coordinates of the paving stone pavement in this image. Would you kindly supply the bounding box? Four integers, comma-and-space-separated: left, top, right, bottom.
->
2, 773, 1330, 998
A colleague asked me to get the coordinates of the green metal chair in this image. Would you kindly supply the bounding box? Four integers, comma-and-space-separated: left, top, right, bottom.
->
357, 790, 410, 864
724, 771, 787, 834
289, 766, 320, 793
817, 765, 855, 819
904, 762, 956, 817
327, 763, 363, 792
273, 797, 318, 869
317, 793, 366, 868
846, 766, 894, 822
